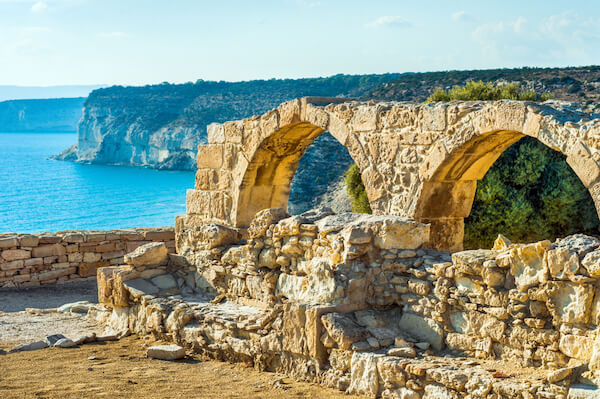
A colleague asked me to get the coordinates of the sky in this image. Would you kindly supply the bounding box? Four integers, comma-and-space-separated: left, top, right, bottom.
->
0, 0, 599, 86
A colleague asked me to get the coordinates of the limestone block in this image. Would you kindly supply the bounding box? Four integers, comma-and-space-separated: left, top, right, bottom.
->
351, 105, 378, 132
329, 348, 352, 372
209, 191, 232, 222
559, 334, 594, 361
582, 250, 600, 277
567, 384, 600, 399
508, 241, 551, 291
124, 242, 168, 267
347, 351, 379, 397
467, 311, 506, 342
223, 120, 243, 144
277, 99, 301, 126
398, 312, 444, 351
452, 249, 496, 276
377, 357, 408, 387
554, 235, 600, 259
0, 237, 18, 248
248, 208, 289, 238
19, 235, 40, 247
567, 141, 600, 187
1, 249, 30, 261
83, 252, 101, 263
259, 109, 280, 135
545, 247, 580, 280
147, 345, 185, 361
31, 243, 65, 258
257, 248, 277, 269
422, 103, 447, 131
61, 233, 84, 243
321, 312, 369, 350
190, 224, 240, 249
276, 259, 337, 305
492, 234, 512, 251
546, 282, 594, 325
207, 123, 225, 144
495, 101, 527, 131
151, 274, 177, 290
423, 384, 459, 399
196, 144, 223, 169
354, 215, 429, 250
281, 303, 307, 355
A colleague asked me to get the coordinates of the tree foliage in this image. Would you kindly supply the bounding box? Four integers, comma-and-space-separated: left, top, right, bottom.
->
345, 163, 372, 213
464, 137, 599, 248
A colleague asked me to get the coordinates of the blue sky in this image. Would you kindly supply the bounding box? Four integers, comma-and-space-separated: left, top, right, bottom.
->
1, 0, 599, 86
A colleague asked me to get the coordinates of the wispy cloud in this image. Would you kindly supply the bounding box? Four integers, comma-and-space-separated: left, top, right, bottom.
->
96, 31, 126, 38
471, 12, 600, 65
451, 11, 475, 23
296, 0, 320, 8
365, 16, 411, 29
31, 1, 47, 12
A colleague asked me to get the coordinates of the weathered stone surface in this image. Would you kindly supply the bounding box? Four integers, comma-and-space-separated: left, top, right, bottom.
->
321, 313, 369, 350
248, 208, 289, 238
147, 345, 186, 360
582, 250, 600, 277
124, 242, 168, 267
398, 313, 444, 351
559, 334, 594, 360
508, 241, 551, 291
124, 278, 160, 297
54, 338, 76, 348
452, 249, 496, 276
347, 352, 379, 396
9, 340, 48, 353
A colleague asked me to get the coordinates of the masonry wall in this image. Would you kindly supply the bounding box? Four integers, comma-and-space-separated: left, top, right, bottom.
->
0, 228, 175, 288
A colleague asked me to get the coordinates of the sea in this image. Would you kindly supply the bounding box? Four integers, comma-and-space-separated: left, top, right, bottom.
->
0, 132, 195, 233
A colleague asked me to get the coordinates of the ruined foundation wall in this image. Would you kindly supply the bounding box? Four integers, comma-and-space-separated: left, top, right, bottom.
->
0, 228, 175, 288
97, 209, 600, 398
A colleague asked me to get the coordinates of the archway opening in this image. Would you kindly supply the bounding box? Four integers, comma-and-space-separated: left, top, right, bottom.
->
235, 121, 366, 226
464, 136, 600, 249
416, 131, 600, 251
288, 131, 354, 215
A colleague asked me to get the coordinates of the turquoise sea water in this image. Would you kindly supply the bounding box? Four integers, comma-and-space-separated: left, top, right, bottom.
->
0, 132, 195, 233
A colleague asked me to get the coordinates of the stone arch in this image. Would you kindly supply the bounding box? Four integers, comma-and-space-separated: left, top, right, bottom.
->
188, 98, 380, 228
413, 101, 600, 252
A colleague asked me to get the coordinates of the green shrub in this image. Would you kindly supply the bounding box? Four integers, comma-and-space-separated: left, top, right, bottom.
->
426, 80, 552, 102
345, 163, 372, 213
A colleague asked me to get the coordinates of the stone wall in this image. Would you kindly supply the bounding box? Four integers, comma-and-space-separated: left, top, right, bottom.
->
182, 97, 600, 252
96, 209, 600, 398
0, 228, 175, 288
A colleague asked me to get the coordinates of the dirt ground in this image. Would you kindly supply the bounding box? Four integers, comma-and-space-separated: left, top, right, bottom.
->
0, 335, 359, 399
0, 280, 98, 313
0, 282, 362, 399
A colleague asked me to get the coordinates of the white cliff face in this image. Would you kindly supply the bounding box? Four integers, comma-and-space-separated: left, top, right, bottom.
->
53, 75, 400, 171
74, 104, 203, 170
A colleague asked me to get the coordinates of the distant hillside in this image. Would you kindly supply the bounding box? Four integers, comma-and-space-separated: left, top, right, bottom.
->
0, 85, 104, 102
370, 66, 600, 109
0, 98, 85, 132
54, 74, 401, 170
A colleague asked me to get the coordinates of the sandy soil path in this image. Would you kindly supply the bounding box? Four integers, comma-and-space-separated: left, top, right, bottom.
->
0, 283, 362, 399
0, 335, 360, 399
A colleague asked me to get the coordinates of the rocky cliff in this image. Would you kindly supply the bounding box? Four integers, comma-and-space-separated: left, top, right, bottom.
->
0, 97, 84, 132
53, 75, 399, 170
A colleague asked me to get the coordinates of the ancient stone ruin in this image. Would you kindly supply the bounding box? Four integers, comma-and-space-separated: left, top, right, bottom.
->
95, 98, 600, 398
